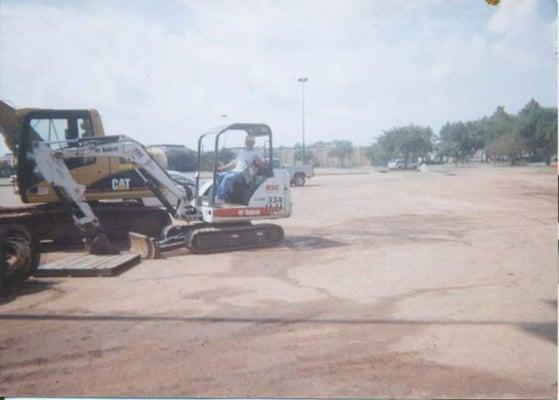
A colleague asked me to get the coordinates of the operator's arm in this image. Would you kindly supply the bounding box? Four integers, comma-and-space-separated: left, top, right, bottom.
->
253, 151, 266, 169
218, 160, 236, 172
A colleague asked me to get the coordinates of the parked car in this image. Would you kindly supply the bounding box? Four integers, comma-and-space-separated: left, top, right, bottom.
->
167, 170, 195, 186
387, 159, 417, 171
167, 169, 197, 198
271, 159, 314, 186
143, 170, 196, 207
148, 144, 197, 172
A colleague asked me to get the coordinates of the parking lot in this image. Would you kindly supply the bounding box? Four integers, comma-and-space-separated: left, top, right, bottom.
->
0, 165, 556, 397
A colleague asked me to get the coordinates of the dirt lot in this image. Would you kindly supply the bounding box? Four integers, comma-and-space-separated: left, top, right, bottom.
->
0, 165, 557, 398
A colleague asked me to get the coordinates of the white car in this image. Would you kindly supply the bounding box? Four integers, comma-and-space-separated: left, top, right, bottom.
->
387, 159, 417, 170
271, 159, 314, 186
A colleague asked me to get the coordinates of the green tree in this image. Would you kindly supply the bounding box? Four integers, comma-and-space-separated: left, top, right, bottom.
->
397, 125, 433, 167
376, 130, 400, 162
465, 119, 488, 160
378, 125, 433, 167
483, 106, 519, 154
200, 148, 236, 171
294, 149, 314, 164
518, 99, 558, 164
485, 132, 527, 165
438, 122, 476, 162
164, 147, 197, 172
365, 143, 389, 166
438, 106, 520, 163
328, 140, 353, 168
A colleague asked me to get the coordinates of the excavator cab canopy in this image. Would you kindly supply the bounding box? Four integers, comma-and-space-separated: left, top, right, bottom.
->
195, 123, 274, 205
0, 101, 105, 153
11, 108, 106, 202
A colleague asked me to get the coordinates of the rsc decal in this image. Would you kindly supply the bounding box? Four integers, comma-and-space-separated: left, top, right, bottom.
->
265, 184, 280, 192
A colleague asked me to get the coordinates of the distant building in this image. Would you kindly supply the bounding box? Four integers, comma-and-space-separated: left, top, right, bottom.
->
275, 145, 370, 168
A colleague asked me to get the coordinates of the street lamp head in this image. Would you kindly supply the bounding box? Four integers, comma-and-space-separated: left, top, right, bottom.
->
298, 77, 308, 83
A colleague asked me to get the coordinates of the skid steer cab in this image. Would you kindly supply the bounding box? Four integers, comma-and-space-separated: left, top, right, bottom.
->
195, 123, 292, 223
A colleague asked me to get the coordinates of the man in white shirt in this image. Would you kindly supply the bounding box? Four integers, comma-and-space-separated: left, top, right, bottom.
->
215, 135, 265, 203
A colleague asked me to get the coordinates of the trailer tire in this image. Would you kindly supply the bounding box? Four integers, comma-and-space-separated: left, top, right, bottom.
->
0, 231, 6, 293
1, 225, 40, 286
27, 232, 41, 275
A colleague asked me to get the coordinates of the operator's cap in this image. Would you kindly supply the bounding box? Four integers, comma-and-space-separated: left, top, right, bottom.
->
245, 134, 255, 142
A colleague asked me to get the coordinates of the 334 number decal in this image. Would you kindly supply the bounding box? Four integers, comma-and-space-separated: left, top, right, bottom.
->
265, 196, 284, 212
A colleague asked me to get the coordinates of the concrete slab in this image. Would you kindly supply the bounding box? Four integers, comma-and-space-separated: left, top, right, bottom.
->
0, 166, 556, 398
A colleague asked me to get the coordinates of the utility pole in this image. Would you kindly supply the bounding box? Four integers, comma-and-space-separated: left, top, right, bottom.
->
220, 114, 227, 147
298, 77, 308, 164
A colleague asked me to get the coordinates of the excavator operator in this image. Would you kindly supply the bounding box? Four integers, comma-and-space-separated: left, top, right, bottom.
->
215, 134, 265, 204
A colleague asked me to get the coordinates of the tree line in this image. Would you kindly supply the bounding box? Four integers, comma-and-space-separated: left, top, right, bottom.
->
161, 147, 236, 172
367, 99, 557, 167
156, 98, 556, 171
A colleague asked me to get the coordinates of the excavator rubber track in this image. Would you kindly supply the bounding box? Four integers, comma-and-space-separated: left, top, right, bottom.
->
185, 223, 284, 254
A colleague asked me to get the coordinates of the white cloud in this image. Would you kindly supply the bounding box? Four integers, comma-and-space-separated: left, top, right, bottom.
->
0, 0, 556, 155
487, 0, 538, 34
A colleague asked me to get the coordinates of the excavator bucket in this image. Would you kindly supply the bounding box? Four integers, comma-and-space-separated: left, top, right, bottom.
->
87, 231, 120, 255
128, 232, 160, 259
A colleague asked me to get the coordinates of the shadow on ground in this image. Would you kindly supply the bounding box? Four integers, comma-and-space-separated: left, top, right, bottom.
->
282, 235, 347, 251
162, 236, 346, 257
0, 312, 554, 342
520, 321, 557, 344
0, 280, 59, 305
544, 299, 557, 309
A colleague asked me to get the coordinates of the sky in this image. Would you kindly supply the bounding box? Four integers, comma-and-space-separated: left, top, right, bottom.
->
0, 0, 557, 154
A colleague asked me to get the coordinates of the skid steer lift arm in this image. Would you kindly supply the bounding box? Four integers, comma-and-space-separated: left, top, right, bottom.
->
31, 136, 193, 254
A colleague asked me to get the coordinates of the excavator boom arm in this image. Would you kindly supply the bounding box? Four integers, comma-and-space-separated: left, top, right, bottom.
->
30, 135, 193, 253
51, 136, 188, 209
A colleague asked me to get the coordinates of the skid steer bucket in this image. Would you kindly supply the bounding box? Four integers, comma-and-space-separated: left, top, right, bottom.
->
128, 232, 160, 259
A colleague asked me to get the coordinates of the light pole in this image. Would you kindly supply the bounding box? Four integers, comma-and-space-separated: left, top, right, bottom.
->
298, 77, 308, 164
220, 114, 227, 147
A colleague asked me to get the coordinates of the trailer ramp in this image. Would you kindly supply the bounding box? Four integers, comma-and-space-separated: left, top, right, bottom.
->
34, 253, 140, 277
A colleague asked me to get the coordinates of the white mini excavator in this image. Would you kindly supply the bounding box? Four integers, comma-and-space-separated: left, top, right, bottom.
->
30, 123, 291, 257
